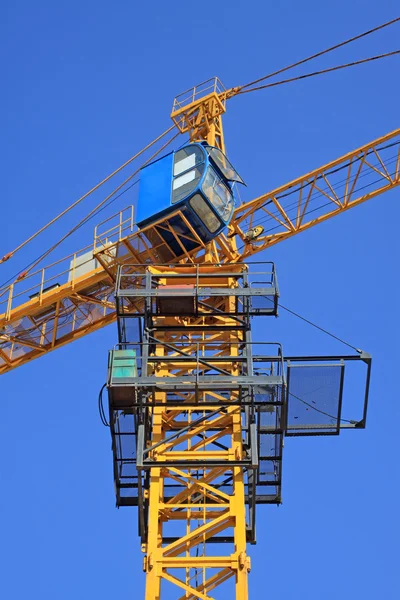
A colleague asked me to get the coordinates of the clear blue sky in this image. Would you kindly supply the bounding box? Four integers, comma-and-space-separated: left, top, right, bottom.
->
1, 1, 399, 599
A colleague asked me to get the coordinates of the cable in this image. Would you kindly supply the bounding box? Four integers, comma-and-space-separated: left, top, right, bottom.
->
269, 153, 399, 221
82, 179, 139, 222
255, 291, 363, 352
235, 16, 400, 92
277, 302, 361, 352
249, 158, 399, 233
288, 391, 356, 424
235, 140, 399, 237
0, 125, 176, 265
0, 134, 176, 290
236, 50, 400, 96
249, 166, 397, 236
9, 129, 180, 284
235, 138, 400, 229
274, 140, 400, 204
0, 179, 139, 293
98, 383, 109, 427
253, 163, 397, 235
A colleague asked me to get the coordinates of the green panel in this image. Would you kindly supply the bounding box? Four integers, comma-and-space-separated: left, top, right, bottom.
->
110, 349, 137, 380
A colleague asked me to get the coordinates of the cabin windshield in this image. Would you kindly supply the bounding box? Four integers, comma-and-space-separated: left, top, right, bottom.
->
202, 166, 234, 222
205, 146, 245, 184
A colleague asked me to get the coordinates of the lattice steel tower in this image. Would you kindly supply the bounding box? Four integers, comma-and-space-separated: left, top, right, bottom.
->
106, 262, 370, 599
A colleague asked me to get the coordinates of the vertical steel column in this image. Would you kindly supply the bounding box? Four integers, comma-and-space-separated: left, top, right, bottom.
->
142, 268, 250, 600
144, 342, 166, 600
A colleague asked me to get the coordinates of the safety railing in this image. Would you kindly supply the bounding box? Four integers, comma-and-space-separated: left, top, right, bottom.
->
0, 241, 103, 321
0, 206, 136, 322
172, 77, 226, 113
94, 205, 135, 252
284, 353, 371, 434
108, 340, 285, 391
116, 261, 276, 287
114, 262, 279, 320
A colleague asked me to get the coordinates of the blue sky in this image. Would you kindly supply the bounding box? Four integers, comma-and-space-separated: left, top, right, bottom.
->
1, 1, 399, 599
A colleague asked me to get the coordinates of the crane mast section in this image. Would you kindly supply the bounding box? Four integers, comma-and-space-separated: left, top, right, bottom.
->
106, 263, 371, 599
107, 264, 282, 599
228, 128, 400, 259
0, 129, 398, 375
171, 78, 227, 152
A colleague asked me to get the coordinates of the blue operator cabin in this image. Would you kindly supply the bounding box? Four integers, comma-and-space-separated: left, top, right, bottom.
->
136, 143, 245, 255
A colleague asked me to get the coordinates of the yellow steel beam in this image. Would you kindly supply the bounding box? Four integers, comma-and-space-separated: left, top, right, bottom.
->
176, 567, 234, 600
227, 128, 400, 260
171, 78, 226, 151
0, 214, 206, 374
143, 271, 250, 599
0, 267, 115, 375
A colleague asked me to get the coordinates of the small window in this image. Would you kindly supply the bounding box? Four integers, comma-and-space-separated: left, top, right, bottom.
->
172, 146, 206, 205
189, 194, 221, 233
173, 146, 205, 176
172, 166, 204, 204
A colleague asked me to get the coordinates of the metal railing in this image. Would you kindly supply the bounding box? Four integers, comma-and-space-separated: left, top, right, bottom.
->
0, 241, 102, 320
0, 206, 136, 321
116, 262, 277, 291
94, 205, 135, 252
172, 77, 226, 113
109, 340, 285, 383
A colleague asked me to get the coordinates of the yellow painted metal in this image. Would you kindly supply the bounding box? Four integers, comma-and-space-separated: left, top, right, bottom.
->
228, 127, 400, 259
0, 129, 399, 375
142, 268, 250, 599
171, 78, 227, 152
0, 209, 206, 374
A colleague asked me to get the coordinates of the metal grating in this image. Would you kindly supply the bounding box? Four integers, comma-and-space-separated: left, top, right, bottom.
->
286, 362, 344, 435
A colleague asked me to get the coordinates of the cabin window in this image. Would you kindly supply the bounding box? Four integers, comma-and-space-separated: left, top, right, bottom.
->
172, 146, 206, 204
173, 146, 204, 176
202, 167, 234, 222
172, 166, 204, 204
189, 194, 220, 233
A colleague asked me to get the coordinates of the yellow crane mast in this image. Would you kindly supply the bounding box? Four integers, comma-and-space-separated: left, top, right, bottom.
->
110, 264, 258, 599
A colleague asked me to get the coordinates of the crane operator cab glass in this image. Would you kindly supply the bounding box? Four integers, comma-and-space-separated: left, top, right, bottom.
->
136, 143, 245, 257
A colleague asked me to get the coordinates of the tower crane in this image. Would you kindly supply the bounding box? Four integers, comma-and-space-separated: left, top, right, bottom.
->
1, 18, 400, 600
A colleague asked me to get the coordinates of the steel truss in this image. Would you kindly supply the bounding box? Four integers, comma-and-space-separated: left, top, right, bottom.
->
105, 262, 371, 599
107, 263, 282, 599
